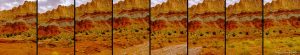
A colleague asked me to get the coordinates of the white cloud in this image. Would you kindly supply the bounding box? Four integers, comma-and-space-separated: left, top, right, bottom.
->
113, 0, 124, 4
264, 0, 272, 5
0, 0, 93, 12
188, 0, 203, 8
26, 0, 36, 1
60, 0, 73, 6
226, 0, 240, 7
151, 0, 168, 7
76, 0, 92, 7
0, 0, 23, 11
0, 0, 37, 11
38, 0, 74, 13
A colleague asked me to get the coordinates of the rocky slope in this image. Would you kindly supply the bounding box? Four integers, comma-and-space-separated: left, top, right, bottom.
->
0, 1, 36, 41
188, 0, 225, 55
263, 0, 300, 54
151, 0, 187, 54
75, 0, 112, 55
113, 0, 149, 55
38, 5, 74, 22
188, 0, 224, 19
0, 1, 36, 55
226, 0, 263, 55
151, 0, 186, 18
37, 2, 74, 55
0, 1, 36, 36
0, 1, 36, 20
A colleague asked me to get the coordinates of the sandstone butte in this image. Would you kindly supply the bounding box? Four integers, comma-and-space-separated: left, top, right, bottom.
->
112, 0, 149, 29
0, 1, 35, 35
226, 0, 262, 17
188, 0, 224, 19
264, 0, 300, 14
151, 0, 187, 18
226, 0, 300, 16
76, 0, 112, 18
113, 0, 149, 16
38, 5, 74, 23
0, 1, 36, 20
37, 3, 74, 37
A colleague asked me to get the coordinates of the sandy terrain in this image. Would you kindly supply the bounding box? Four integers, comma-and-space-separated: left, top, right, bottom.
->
151, 43, 187, 55
114, 42, 149, 55
0, 38, 36, 55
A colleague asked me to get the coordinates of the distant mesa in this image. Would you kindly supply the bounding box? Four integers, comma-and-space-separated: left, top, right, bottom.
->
226, 0, 262, 17
38, 5, 74, 22
264, 0, 300, 14
113, 0, 149, 16
76, 0, 112, 18
188, 0, 224, 19
0, 1, 36, 20
151, 0, 187, 18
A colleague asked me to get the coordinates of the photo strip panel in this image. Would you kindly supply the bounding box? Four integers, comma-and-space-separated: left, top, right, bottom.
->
150, 0, 187, 55
37, 0, 74, 55
75, 0, 112, 55
188, 0, 225, 54
0, 0, 37, 55
226, 0, 263, 54
113, 0, 150, 55
263, 0, 300, 54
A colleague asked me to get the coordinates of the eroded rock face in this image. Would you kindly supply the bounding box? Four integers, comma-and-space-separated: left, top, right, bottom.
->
226, 21, 238, 30
0, 22, 29, 34
0, 1, 36, 19
151, 0, 187, 17
263, 19, 274, 29
75, 20, 94, 32
289, 16, 300, 28
251, 19, 263, 29
48, 18, 73, 23
215, 19, 225, 29
188, 21, 201, 32
38, 25, 60, 37
151, 20, 166, 31
113, 18, 131, 28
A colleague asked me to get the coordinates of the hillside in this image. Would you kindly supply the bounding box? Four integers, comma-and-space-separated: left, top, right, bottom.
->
113, 0, 150, 55
226, 0, 262, 55
263, 0, 300, 54
188, 0, 225, 55
226, 0, 262, 18
0, 1, 36, 20
75, 0, 113, 55
113, 0, 149, 15
264, 0, 300, 14
150, 0, 187, 54
38, 5, 74, 23
0, 1, 36, 55
76, 0, 112, 18
0, 1, 36, 39
188, 0, 224, 19
37, 2, 75, 55
151, 0, 187, 18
